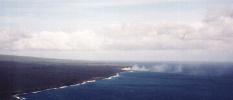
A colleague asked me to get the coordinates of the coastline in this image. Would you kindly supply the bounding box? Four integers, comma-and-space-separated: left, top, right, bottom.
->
13, 67, 130, 100
0, 55, 131, 100
1, 65, 125, 100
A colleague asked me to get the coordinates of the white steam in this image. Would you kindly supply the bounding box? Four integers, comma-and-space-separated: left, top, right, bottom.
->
131, 64, 183, 73
130, 63, 233, 76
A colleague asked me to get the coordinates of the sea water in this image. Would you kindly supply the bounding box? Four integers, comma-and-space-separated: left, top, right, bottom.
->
18, 63, 233, 100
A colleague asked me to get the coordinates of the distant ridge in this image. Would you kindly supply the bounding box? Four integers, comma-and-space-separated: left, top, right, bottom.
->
0, 54, 91, 64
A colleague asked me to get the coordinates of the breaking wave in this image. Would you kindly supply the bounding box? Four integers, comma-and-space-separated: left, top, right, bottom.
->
13, 73, 121, 100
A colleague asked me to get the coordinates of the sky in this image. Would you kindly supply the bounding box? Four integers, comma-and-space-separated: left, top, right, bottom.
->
0, 0, 233, 62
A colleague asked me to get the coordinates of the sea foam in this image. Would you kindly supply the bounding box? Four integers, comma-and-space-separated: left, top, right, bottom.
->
13, 72, 121, 100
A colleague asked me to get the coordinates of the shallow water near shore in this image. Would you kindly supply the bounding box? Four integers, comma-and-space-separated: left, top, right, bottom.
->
19, 63, 233, 100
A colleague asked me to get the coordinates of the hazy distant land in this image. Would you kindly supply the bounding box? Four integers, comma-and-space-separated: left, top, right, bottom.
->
0, 55, 126, 100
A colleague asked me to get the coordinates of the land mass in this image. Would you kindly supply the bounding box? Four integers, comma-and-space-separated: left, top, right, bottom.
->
0, 55, 126, 100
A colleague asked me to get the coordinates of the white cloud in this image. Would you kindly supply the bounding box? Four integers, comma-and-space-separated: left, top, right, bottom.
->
198, 8, 233, 50
1, 8, 233, 51
0, 28, 28, 49
0, 7, 233, 61
98, 23, 202, 50
11, 30, 104, 51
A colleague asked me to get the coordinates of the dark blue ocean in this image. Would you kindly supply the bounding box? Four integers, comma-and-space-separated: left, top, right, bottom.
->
20, 63, 233, 100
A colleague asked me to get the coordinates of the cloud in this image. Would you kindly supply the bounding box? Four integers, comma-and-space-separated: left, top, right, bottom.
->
198, 8, 233, 49
0, 28, 28, 49
11, 30, 104, 51
0, 7, 233, 59
99, 23, 206, 50
97, 8, 233, 51
82, 0, 191, 7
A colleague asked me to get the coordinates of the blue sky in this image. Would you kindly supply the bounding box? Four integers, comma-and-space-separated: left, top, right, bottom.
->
1, 0, 226, 30
0, 0, 233, 62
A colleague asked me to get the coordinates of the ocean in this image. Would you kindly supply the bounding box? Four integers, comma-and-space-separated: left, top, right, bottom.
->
17, 62, 233, 100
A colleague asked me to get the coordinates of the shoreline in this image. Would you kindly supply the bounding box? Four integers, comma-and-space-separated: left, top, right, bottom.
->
1, 66, 124, 100
0, 54, 132, 100
13, 68, 129, 100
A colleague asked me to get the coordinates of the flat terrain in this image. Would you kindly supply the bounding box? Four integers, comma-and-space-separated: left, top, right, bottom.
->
0, 55, 124, 100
